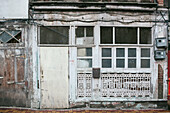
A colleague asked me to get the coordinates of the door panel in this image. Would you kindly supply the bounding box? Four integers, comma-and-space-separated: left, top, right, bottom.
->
40, 47, 68, 108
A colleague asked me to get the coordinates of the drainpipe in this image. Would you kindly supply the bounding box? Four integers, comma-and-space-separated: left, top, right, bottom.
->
168, 44, 170, 105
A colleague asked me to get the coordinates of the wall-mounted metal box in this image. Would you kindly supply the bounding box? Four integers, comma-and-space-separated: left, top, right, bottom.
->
156, 38, 167, 48
154, 50, 166, 60
93, 68, 100, 78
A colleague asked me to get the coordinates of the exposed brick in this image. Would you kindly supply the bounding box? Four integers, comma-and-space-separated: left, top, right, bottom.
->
158, 64, 163, 99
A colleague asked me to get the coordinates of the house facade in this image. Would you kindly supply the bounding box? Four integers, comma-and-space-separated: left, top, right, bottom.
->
0, 0, 170, 109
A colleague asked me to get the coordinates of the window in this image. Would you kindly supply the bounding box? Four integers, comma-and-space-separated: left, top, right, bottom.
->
115, 48, 136, 68
100, 27, 152, 45
40, 26, 69, 44
100, 27, 113, 44
128, 48, 136, 68
115, 27, 137, 44
102, 48, 112, 68
116, 48, 125, 68
100, 26, 152, 70
0, 30, 22, 43
140, 27, 151, 44
76, 26, 94, 45
77, 48, 92, 68
141, 48, 150, 68
102, 47, 150, 69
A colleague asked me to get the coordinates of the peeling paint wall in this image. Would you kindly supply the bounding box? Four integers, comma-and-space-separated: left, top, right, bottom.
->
0, 22, 31, 107
30, 1, 169, 107
0, 0, 169, 109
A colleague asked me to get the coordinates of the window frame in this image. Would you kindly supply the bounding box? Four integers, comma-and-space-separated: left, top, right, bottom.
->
99, 26, 153, 46
140, 48, 151, 68
100, 46, 153, 73
99, 26, 153, 73
77, 47, 93, 72
0, 28, 24, 47
101, 48, 112, 68
38, 25, 71, 47
75, 26, 94, 46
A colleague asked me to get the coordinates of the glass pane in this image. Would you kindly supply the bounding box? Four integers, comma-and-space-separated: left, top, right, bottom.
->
77, 48, 92, 57
116, 59, 125, 68
128, 59, 136, 68
102, 59, 112, 68
7, 30, 21, 37
140, 27, 151, 44
102, 48, 111, 57
86, 27, 93, 37
7, 32, 21, 43
128, 48, 136, 57
115, 27, 137, 44
0, 32, 13, 43
40, 26, 69, 44
141, 59, 150, 68
76, 27, 84, 37
100, 27, 113, 44
141, 48, 150, 57
116, 48, 125, 57
76, 37, 94, 45
77, 59, 92, 68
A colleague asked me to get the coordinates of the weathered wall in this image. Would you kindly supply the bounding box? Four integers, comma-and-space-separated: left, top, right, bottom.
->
0, 22, 32, 107
26, 25, 40, 108
30, 2, 169, 107
0, 0, 168, 109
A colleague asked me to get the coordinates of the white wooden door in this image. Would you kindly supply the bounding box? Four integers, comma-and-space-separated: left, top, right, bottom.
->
40, 47, 68, 108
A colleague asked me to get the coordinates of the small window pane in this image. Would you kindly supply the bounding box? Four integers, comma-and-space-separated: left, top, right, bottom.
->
76, 27, 84, 37
141, 48, 150, 57
77, 48, 92, 57
140, 27, 151, 44
116, 59, 125, 68
86, 27, 93, 37
76, 37, 94, 45
102, 59, 112, 68
40, 26, 69, 44
116, 48, 125, 57
115, 27, 137, 44
141, 59, 150, 68
128, 48, 136, 57
102, 48, 111, 57
100, 27, 113, 44
76, 26, 94, 45
8, 30, 21, 36
77, 59, 92, 68
0, 32, 13, 43
128, 59, 136, 68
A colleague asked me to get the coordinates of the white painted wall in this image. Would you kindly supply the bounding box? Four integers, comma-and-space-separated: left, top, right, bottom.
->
0, 0, 28, 19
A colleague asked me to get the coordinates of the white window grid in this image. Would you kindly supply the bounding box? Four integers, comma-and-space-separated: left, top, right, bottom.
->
140, 48, 151, 68
75, 26, 94, 46
77, 47, 93, 70
100, 47, 152, 72
101, 48, 112, 68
